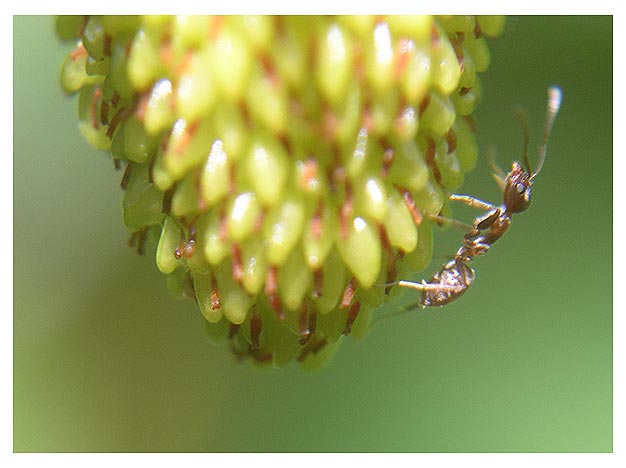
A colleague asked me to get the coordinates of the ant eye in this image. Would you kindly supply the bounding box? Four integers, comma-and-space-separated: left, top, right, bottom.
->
515, 182, 524, 193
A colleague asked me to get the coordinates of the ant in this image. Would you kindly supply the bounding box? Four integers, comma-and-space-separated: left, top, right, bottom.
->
391, 86, 562, 308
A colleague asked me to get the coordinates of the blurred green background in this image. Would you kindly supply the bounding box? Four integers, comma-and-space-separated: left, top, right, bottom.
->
14, 16, 611, 452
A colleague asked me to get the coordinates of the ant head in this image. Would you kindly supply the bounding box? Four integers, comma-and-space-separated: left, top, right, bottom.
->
503, 86, 562, 214
503, 161, 533, 213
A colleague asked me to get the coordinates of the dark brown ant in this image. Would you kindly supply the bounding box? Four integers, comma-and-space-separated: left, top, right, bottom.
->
391, 86, 562, 308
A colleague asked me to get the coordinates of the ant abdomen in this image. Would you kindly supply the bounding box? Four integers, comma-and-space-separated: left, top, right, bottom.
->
418, 259, 475, 308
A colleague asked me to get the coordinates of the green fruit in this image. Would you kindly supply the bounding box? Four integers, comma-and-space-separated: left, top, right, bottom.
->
58, 15, 504, 369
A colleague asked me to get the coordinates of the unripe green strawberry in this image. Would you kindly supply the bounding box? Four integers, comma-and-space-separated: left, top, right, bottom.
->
57, 15, 505, 369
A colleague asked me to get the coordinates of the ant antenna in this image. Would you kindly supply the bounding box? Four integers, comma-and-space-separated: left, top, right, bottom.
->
532, 85, 563, 178
486, 145, 506, 192
486, 145, 505, 179
515, 106, 532, 175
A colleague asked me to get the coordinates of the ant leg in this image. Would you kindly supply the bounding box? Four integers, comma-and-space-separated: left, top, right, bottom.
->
375, 278, 464, 292
448, 193, 497, 212
370, 299, 426, 328
428, 213, 475, 232
395, 279, 465, 293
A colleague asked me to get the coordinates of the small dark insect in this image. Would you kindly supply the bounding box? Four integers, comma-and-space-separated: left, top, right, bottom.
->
392, 86, 562, 308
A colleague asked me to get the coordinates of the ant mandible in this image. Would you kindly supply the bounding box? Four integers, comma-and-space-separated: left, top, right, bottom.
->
393, 86, 562, 308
